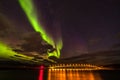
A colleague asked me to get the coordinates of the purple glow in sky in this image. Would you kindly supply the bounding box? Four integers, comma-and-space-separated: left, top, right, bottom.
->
0, 0, 120, 58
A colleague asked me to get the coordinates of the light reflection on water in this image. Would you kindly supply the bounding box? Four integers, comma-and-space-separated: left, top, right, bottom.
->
48, 69, 102, 80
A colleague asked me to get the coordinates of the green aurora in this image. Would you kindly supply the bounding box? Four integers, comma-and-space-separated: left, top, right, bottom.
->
0, 42, 36, 63
18, 0, 62, 58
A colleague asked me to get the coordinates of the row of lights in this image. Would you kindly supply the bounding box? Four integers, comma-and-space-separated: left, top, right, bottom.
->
48, 68, 102, 71
49, 64, 100, 68
48, 64, 106, 70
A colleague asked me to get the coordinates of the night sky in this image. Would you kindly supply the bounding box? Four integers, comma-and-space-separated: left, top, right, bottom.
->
0, 0, 120, 58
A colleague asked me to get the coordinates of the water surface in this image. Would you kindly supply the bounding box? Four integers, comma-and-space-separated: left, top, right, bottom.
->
0, 69, 120, 80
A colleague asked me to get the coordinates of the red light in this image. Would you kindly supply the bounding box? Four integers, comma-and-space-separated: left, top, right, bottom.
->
38, 65, 44, 80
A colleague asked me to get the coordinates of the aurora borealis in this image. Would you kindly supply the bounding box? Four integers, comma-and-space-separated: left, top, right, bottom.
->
18, 0, 53, 45
0, 0, 120, 63
0, 41, 36, 63
18, 0, 62, 58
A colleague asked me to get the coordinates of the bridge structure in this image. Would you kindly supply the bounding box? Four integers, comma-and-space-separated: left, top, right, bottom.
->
48, 64, 110, 70
38, 64, 112, 80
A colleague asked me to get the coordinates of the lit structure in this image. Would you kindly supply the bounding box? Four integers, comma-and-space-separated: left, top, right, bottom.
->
48, 64, 111, 71
47, 64, 106, 80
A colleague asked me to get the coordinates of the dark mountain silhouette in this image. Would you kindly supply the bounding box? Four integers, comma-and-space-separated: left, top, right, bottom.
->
57, 50, 120, 66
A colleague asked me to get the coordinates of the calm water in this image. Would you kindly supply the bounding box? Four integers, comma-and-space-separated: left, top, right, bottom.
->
0, 69, 120, 80
47, 69, 120, 80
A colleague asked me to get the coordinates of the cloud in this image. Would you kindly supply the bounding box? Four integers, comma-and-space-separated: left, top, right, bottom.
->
0, 13, 23, 48
18, 32, 55, 54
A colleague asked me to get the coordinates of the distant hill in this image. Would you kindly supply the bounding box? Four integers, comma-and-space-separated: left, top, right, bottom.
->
57, 50, 120, 66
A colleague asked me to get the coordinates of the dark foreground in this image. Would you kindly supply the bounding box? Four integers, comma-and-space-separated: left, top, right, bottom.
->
0, 69, 120, 80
